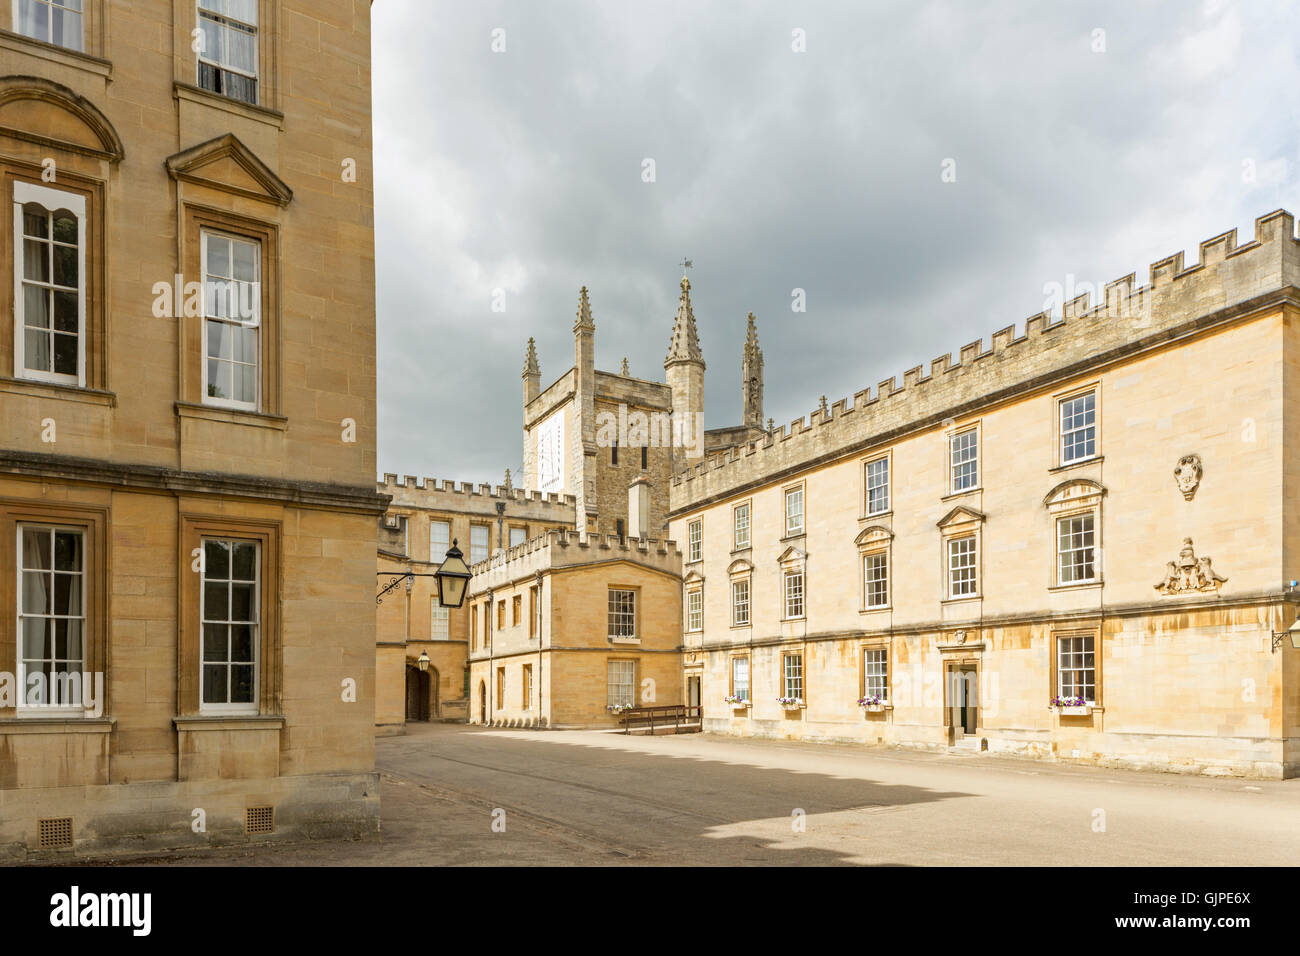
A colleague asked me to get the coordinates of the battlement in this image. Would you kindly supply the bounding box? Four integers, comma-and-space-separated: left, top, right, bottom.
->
380, 473, 575, 506
468, 527, 682, 592
671, 209, 1300, 510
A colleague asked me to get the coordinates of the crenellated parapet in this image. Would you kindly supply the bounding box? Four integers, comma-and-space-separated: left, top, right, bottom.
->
468, 527, 682, 592
670, 209, 1300, 511
379, 473, 577, 520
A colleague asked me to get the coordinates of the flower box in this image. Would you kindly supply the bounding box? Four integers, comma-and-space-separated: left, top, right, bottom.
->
1050, 696, 1092, 716
724, 696, 751, 710
776, 697, 804, 711
858, 696, 888, 713
606, 704, 634, 716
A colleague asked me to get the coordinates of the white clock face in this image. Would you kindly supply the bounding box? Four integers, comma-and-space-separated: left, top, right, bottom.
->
537, 411, 564, 493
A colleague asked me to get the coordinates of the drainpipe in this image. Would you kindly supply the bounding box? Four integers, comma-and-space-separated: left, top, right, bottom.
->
536, 569, 545, 728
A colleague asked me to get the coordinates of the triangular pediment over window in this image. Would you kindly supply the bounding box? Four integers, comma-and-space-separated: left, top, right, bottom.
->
777, 546, 806, 566
683, 569, 705, 586
165, 134, 292, 206
0, 76, 124, 161
936, 505, 986, 529
854, 526, 893, 548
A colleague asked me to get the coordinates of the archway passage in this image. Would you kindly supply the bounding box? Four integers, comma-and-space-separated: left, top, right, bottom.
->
405, 666, 431, 721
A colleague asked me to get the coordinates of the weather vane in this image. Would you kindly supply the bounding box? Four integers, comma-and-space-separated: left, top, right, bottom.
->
680, 257, 693, 272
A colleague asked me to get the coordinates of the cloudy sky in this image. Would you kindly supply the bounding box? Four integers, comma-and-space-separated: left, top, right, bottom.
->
372, 0, 1298, 486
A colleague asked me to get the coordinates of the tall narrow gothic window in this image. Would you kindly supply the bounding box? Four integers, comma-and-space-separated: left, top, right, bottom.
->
15, 183, 85, 386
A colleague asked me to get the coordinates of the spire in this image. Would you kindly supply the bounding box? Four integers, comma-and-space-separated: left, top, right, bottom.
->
574, 285, 594, 333
742, 311, 764, 429
523, 337, 539, 378
665, 275, 704, 367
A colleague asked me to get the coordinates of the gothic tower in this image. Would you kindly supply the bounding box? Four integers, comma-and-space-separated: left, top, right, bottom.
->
664, 274, 705, 466
742, 311, 763, 430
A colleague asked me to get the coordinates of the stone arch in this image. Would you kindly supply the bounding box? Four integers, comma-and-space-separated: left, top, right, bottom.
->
0, 75, 124, 161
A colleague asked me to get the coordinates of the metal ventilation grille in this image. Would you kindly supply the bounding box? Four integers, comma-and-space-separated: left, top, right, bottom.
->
245, 806, 274, 834
38, 817, 73, 849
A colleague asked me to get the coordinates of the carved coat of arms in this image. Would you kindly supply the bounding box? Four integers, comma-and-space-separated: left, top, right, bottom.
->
1154, 537, 1226, 594
1174, 454, 1202, 501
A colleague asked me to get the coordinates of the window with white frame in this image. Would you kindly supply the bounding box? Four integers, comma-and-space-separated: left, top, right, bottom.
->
783, 569, 804, 619
607, 660, 635, 707
733, 503, 750, 550
782, 653, 803, 700
731, 578, 750, 626
608, 588, 636, 639
200, 537, 259, 712
687, 519, 701, 562
509, 526, 526, 548
950, 429, 978, 492
731, 656, 749, 701
863, 647, 888, 700
785, 487, 804, 536
864, 551, 889, 608
196, 0, 259, 105
686, 588, 702, 631
15, 182, 85, 386
429, 520, 450, 562
1060, 391, 1097, 464
1057, 513, 1095, 584
17, 524, 85, 710
1057, 634, 1096, 703
947, 535, 977, 598
202, 230, 260, 409
865, 457, 890, 515
13, 0, 83, 50
469, 525, 489, 564
430, 600, 449, 640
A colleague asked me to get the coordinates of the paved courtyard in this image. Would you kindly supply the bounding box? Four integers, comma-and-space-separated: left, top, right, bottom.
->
102, 722, 1300, 866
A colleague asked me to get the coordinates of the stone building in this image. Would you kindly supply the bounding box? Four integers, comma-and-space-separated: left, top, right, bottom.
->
668, 209, 1300, 779
521, 277, 767, 543
465, 529, 682, 728
375, 473, 573, 733
0, 0, 384, 857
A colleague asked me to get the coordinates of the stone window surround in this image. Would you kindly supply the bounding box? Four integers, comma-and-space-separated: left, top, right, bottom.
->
173, 0, 281, 114
728, 559, 752, 629
937, 506, 984, 603
1043, 479, 1106, 592
1050, 627, 1103, 712
3, 165, 107, 393
1054, 381, 1102, 470
946, 420, 982, 497
732, 498, 751, 551
859, 639, 890, 703
0, 499, 107, 719
177, 513, 280, 717
855, 525, 893, 612
862, 449, 892, 519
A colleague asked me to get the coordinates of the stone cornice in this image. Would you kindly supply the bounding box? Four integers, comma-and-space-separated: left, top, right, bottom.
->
0, 451, 389, 515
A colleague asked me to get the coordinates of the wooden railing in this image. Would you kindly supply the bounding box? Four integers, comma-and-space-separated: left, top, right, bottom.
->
618, 704, 703, 735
